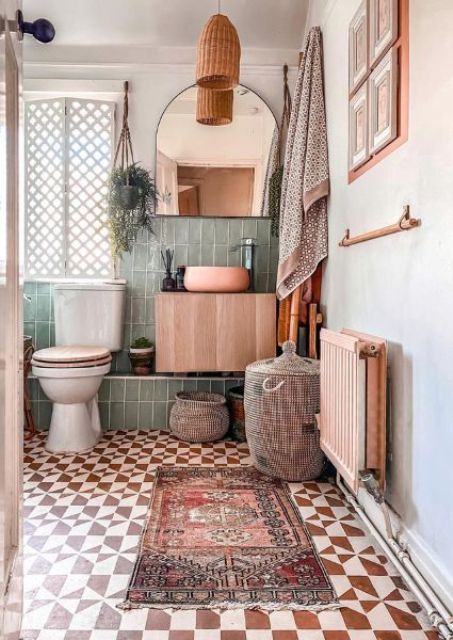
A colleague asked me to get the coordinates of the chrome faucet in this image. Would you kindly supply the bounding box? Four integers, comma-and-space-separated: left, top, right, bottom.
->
230, 237, 256, 291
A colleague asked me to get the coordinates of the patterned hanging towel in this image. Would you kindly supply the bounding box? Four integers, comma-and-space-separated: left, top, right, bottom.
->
276, 27, 330, 301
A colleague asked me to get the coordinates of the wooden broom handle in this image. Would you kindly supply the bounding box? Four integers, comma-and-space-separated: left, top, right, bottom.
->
288, 286, 301, 343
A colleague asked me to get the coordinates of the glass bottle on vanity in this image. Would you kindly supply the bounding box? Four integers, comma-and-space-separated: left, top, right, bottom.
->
176, 266, 186, 291
161, 248, 176, 291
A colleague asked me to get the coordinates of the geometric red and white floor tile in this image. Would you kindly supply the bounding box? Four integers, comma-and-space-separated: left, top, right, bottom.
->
23, 430, 439, 640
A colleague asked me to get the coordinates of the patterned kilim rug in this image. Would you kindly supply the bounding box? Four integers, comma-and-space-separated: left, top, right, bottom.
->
121, 467, 338, 611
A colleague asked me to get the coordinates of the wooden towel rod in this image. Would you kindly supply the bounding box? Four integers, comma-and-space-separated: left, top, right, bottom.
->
339, 205, 421, 247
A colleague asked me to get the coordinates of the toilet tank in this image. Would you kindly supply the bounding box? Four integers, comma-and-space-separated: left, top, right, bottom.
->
53, 281, 126, 352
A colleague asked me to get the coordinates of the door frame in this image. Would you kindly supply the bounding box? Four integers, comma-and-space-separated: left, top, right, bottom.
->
0, 2, 23, 638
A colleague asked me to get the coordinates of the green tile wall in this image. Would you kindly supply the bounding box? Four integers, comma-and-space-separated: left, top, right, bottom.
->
24, 217, 278, 370
24, 281, 55, 351
24, 216, 276, 431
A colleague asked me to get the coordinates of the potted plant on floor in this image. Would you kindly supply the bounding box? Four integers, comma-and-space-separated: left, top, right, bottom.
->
129, 337, 155, 375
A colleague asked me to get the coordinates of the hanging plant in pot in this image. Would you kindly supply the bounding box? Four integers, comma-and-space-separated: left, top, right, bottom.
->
108, 163, 157, 257
107, 82, 157, 271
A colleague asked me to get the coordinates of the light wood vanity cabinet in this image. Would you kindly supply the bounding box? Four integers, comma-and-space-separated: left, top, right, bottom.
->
155, 293, 276, 372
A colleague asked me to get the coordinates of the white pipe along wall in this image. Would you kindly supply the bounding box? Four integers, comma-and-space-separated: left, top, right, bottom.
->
305, 0, 453, 614
338, 475, 453, 640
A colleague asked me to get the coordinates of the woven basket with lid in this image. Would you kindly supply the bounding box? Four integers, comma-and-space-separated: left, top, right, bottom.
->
244, 341, 324, 481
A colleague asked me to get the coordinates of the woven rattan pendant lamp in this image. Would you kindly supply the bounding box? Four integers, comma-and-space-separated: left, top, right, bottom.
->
196, 0, 241, 90
196, 87, 233, 125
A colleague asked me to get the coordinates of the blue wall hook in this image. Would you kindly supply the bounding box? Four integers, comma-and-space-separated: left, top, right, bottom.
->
16, 10, 55, 44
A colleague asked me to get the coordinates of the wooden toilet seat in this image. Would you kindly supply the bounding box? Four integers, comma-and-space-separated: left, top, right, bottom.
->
32, 345, 112, 369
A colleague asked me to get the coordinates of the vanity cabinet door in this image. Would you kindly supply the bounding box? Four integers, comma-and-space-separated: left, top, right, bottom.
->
155, 293, 276, 373
156, 293, 217, 372
215, 294, 276, 371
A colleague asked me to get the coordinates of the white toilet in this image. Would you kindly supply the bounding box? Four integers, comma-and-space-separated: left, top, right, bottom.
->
32, 281, 126, 453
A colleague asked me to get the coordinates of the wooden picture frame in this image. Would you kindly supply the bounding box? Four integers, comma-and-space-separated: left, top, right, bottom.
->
349, 83, 369, 170
349, 0, 369, 93
369, 47, 398, 155
348, 0, 408, 182
369, 0, 399, 66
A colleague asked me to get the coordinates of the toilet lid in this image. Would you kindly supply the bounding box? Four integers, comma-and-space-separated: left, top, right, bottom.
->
32, 345, 112, 368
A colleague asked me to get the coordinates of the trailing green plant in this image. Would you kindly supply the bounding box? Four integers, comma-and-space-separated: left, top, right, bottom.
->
106, 83, 158, 264
269, 165, 283, 238
268, 64, 292, 238
107, 162, 157, 260
130, 336, 154, 350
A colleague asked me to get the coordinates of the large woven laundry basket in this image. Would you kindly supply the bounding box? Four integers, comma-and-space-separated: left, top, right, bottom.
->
244, 341, 324, 481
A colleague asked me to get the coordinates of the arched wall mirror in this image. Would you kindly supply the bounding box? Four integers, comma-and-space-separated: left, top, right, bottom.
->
156, 85, 277, 217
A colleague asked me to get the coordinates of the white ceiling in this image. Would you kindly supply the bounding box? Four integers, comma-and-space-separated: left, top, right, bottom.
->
23, 0, 308, 51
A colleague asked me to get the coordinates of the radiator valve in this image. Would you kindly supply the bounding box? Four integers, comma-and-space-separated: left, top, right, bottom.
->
360, 471, 384, 504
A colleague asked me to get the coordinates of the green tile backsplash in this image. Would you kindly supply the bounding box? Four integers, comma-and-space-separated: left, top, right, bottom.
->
24, 216, 277, 431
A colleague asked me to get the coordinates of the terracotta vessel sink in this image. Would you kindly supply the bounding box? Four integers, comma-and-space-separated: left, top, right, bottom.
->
184, 266, 250, 293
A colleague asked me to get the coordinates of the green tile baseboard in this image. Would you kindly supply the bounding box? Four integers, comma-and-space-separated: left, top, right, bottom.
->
28, 375, 244, 432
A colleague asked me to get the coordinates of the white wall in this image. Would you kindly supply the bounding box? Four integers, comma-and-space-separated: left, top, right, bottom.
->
306, 0, 453, 607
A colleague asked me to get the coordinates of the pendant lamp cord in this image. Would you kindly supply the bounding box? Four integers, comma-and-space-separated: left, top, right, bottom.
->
217, 0, 221, 14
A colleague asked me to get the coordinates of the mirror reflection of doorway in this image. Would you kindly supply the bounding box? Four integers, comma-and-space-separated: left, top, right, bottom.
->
156, 84, 276, 217
178, 184, 200, 216
177, 166, 255, 217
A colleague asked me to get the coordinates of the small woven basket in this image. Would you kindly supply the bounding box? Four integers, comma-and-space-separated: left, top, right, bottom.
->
170, 391, 229, 443
227, 385, 246, 442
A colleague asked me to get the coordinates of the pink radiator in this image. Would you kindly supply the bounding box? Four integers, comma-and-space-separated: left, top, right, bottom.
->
318, 329, 387, 494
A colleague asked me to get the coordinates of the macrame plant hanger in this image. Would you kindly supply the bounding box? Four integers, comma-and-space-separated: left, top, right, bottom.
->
110, 81, 139, 279
269, 64, 292, 238
112, 81, 143, 224
278, 64, 292, 168
108, 80, 157, 279
114, 81, 135, 181
276, 65, 296, 347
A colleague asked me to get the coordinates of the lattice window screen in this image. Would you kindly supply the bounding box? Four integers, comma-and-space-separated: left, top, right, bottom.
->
66, 100, 114, 277
25, 99, 66, 278
25, 98, 115, 278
